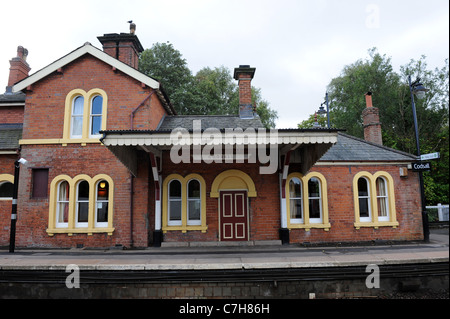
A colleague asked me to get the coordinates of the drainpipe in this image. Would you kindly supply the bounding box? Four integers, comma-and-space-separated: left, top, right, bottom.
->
130, 173, 134, 248
130, 90, 155, 129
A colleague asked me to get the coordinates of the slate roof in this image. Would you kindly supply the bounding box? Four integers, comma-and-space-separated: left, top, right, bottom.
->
0, 91, 26, 104
319, 132, 417, 162
0, 124, 23, 150
157, 115, 265, 131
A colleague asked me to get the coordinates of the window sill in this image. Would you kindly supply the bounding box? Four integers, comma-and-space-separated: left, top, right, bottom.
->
354, 221, 399, 229
288, 223, 331, 231
47, 227, 115, 236
162, 225, 208, 233
20, 138, 102, 146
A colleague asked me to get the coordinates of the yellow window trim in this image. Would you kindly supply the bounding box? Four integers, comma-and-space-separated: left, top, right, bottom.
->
285, 172, 331, 231
47, 173, 115, 236
210, 169, 257, 198
353, 171, 399, 229
162, 173, 207, 233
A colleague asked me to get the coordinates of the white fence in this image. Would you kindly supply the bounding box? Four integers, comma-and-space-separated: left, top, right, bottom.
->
426, 203, 449, 221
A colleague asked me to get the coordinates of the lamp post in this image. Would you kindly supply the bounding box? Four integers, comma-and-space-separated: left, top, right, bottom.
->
408, 75, 430, 242
317, 92, 330, 129
9, 157, 28, 253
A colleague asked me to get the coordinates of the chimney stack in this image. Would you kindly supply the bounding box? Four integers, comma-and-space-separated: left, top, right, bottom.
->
233, 65, 256, 119
97, 24, 143, 69
7, 46, 31, 88
362, 92, 383, 145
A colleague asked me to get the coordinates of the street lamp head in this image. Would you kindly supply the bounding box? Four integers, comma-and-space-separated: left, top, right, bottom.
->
18, 158, 28, 165
412, 79, 429, 100
317, 104, 327, 115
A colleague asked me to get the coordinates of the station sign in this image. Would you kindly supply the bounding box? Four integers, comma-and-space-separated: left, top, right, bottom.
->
411, 161, 432, 172
420, 152, 440, 161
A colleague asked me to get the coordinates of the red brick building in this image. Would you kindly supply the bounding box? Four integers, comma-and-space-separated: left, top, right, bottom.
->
0, 28, 423, 249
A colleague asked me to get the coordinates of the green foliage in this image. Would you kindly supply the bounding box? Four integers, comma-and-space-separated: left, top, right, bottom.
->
139, 42, 278, 128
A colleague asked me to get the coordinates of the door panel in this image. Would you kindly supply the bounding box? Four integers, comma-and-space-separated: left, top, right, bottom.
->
220, 191, 248, 241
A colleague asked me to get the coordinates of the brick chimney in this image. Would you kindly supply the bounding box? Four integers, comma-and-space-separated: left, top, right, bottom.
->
97, 23, 143, 69
233, 65, 256, 119
7, 46, 31, 88
362, 92, 383, 145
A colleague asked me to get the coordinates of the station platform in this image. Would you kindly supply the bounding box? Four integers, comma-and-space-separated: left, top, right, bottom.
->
0, 230, 447, 272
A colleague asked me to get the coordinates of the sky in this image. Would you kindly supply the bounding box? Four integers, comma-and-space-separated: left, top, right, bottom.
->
1, 0, 448, 129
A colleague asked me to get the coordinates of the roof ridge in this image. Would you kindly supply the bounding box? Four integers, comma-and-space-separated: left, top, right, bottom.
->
337, 132, 417, 159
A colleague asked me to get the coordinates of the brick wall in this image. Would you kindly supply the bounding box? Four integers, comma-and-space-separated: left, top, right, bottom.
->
0, 106, 24, 124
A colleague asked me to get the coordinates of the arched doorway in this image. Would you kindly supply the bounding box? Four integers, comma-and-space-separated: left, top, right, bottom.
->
210, 170, 257, 241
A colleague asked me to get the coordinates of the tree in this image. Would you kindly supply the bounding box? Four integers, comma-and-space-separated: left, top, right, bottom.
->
304, 48, 449, 205
139, 43, 278, 128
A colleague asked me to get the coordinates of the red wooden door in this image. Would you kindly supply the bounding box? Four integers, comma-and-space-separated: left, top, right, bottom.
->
220, 191, 248, 241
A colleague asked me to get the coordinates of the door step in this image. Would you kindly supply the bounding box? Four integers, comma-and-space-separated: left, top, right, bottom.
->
161, 240, 282, 248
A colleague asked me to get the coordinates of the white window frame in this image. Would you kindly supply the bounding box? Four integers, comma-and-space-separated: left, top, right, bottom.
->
75, 180, 89, 228
376, 177, 390, 222
71, 95, 84, 138
308, 177, 323, 224
187, 179, 201, 226
358, 177, 372, 223
168, 179, 182, 226
89, 95, 103, 138
55, 181, 69, 228
289, 177, 303, 224
95, 180, 109, 228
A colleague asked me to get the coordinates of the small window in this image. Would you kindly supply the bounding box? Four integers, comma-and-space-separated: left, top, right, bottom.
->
187, 179, 201, 225
289, 178, 303, 222
95, 180, 109, 227
358, 177, 371, 222
76, 181, 89, 227
32, 169, 49, 198
168, 180, 182, 225
56, 181, 69, 228
0, 181, 14, 199
71, 96, 84, 138
308, 177, 322, 223
376, 177, 389, 221
90, 95, 103, 137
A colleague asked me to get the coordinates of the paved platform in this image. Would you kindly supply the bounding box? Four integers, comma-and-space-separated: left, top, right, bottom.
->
0, 230, 447, 271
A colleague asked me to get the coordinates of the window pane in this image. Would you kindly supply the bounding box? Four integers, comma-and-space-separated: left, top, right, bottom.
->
91, 116, 102, 136
97, 181, 109, 200
358, 178, 368, 196
376, 178, 388, 218
78, 181, 89, 201
57, 181, 69, 224
188, 180, 200, 198
376, 178, 386, 196
97, 202, 108, 223
0, 182, 13, 198
308, 178, 320, 198
78, 202, 89, 223
169, 180, 181, 199
73, 96, 84, 115
72, 116, 83, 136
91, 96, 103, 114
289, 178, 301, 198
309, 198, 321, 219
188, 200, 201, 220
57, 202, 69, 223
290, 199, 302, 219
169, 201, 181, 221
359, 198, 370, 217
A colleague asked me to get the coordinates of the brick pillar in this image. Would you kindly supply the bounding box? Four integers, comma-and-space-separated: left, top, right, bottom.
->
362, 92, 383, 145
7, 46, 31, 87
233, 65, 256, 119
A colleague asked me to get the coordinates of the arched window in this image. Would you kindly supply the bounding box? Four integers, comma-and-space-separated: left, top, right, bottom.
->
358, 177, 371, 222
376, 177, 389, 221
95, 180, 109, 227
0, 181, 13, 199
308, 177, 322, 223
289, 177, 303, 222
168, 180, 182, 226
90, 95, 103, 137
71, 96, 84, 138
76, 180, 89, 227
56, 181, 69, 228
187, 179, 201, 225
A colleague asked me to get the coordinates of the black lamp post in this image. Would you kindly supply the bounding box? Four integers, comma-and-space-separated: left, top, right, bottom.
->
9, 157, 27, 253
317, 92, 330, 129
408, 75, 430, 242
